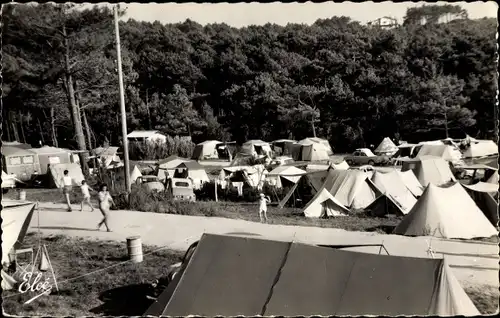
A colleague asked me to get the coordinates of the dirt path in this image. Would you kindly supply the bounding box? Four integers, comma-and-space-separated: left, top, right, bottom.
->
29, 202, 498, 288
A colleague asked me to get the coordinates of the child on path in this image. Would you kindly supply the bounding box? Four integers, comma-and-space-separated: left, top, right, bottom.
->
61, 170, 74, 212
258, 193, 271, 223
97, 184, 114, 232
80, 180, 95, 212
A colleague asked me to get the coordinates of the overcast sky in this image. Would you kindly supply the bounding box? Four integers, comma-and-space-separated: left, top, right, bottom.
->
112, 1, 498, 27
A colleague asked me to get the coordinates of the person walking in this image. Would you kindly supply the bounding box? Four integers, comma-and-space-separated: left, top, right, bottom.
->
61, 170, 74, 212
97, 184, 114, 232
80, 180, 95, 212
258, 193, 271, 223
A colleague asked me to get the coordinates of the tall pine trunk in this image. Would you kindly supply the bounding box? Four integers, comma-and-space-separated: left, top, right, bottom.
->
50, 107, 59, 147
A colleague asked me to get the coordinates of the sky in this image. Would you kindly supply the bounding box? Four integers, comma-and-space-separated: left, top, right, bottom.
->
112, 1, 498, 27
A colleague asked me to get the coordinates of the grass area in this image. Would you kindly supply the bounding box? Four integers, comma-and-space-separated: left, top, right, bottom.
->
2, 233, 183, 316
2, 234, 498, 316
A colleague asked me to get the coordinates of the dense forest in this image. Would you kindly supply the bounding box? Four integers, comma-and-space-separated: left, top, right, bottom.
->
2, 3, 498, 154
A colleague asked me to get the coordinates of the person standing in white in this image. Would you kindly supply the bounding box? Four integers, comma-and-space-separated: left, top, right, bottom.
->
97, 184, 114, 232
80, 180, 95, 212
61, 170, 74, 212
258, 193, 271, 223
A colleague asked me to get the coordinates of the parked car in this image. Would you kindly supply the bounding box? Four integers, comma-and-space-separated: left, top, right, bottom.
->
135, 175, 165, 192
344, 148, 390, 166
168, 178, 196, 202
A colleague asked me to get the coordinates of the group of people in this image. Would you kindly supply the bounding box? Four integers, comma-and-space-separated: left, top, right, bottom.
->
61, 170, 114, 232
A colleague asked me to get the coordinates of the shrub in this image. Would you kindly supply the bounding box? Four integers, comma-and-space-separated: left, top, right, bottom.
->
129, 137, 195, 160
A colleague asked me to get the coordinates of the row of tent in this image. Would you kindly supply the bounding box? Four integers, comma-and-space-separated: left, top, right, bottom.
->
191, 137, 335, 162
284, 157, 498, 239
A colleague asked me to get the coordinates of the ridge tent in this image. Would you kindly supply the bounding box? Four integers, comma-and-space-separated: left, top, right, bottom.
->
48, 163, 85, 188
331, 160, 349, 170
370, 171, 417, 214
130, 165, 143, 183
364, 194, 408, 217
316, 169, 381, 210
145, 234, 479, 316
30, 146, 74, 174
271, 139, 296, 156
303, 188, 349, 217
374, 137, 398, 156
401, 156, 456, 186
297, 137, 334, 154
174, 161, 210, 190
393, 183, 497, 239
462, 139, 498, 158
416, 144, 463, 166
462, 182, 499, 227
397, 170, 424, 197
486, 172, 499, 184
192, 140, 232, 161
2, 146, 40, 181
266, 165, 306, 188
1, 201, 36, 264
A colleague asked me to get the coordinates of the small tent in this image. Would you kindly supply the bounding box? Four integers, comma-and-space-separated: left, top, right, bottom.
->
303, 188, 349, 218
158, 156, 192, 179
192, 140, 232, 161
393, 183, 497, 239
370, 171, 417, 214
462, 182, 499, 226
401, 156, 456, 186
48, 163, 85, 188
374, 137, 398, 156
316, 169, 381, 210
174, 161, 210, 189
130, 165, 143, 183
462, 140, 498, 158
145, 234, 479, 316
267, 166, 306, 188
240, 140, 272, 157
1, 201, 36, 264
92, 146, 123, 169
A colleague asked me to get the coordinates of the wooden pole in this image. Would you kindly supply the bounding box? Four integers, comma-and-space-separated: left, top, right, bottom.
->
215, 180, 218, 202
114, 5, 131, 195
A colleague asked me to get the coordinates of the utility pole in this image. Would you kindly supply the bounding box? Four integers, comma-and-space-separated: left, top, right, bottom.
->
114, 5, 131, 194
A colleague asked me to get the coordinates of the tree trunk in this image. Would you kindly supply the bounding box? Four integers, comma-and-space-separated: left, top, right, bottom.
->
37, 117, 45, 145
10, 112, 20, 142
50, 107, 58, 147
311, 117, 317, 138
444, 111, 449, 139
19, 112, 26, 144
146, 89, 152, 129
62, 24, 89, 176
82, 109, 93, 151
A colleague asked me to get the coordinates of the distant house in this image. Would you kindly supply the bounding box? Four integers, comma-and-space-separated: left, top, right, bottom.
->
367, 16, 399, 29
127, 130, 167, 144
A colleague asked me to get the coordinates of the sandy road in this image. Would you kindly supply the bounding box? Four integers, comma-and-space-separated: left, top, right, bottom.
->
27, 202, 498, 288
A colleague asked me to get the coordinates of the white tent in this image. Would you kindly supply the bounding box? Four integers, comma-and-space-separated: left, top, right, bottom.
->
317, 169, 382, 210
462, 182, 498, 226
174, 161, 210, 190
267, 166, 306, 188
397, 170, 424, 197
486, 172, 499, 184
92, 146, 123, 169
393, 183, 497, 239
130, 165, 143, 183
371, 171, 417, 214
374, 137, 398, 156
417, 143, 463, 166
1, 201, 36, 264
192, 140, 230, 160
401, 156, 456, 187
158, 156, 192, 179
303, 188, 349, 218
462, 140, 498, 158
331, 160, 349, 170
241, 140, 272, 157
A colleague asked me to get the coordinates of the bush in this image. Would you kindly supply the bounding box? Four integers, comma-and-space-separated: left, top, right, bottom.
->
129, 137, 195, 160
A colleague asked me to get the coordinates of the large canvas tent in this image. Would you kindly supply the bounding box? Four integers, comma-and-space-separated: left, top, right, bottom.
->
2, 146, 40, 181
374, 137, 398, 156
157, 156, 192, 179
271, 139, 296, 156
1, 201, 36, 264
145, 234, 479, 316
240, 140, 272, 157
393, 183, 497, 239
48, 163, 85, 188
417, 143, 463, 166
30, 146, 73, 174
401, 156, 456, 186
370, 171, 417, 215
397, 170, 424, 197
303, 188, 349, 217
192, 140, 232, 161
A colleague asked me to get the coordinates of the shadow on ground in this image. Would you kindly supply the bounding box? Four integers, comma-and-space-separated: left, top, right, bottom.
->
90, 284, 154, 315
37, 226, 98, 232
